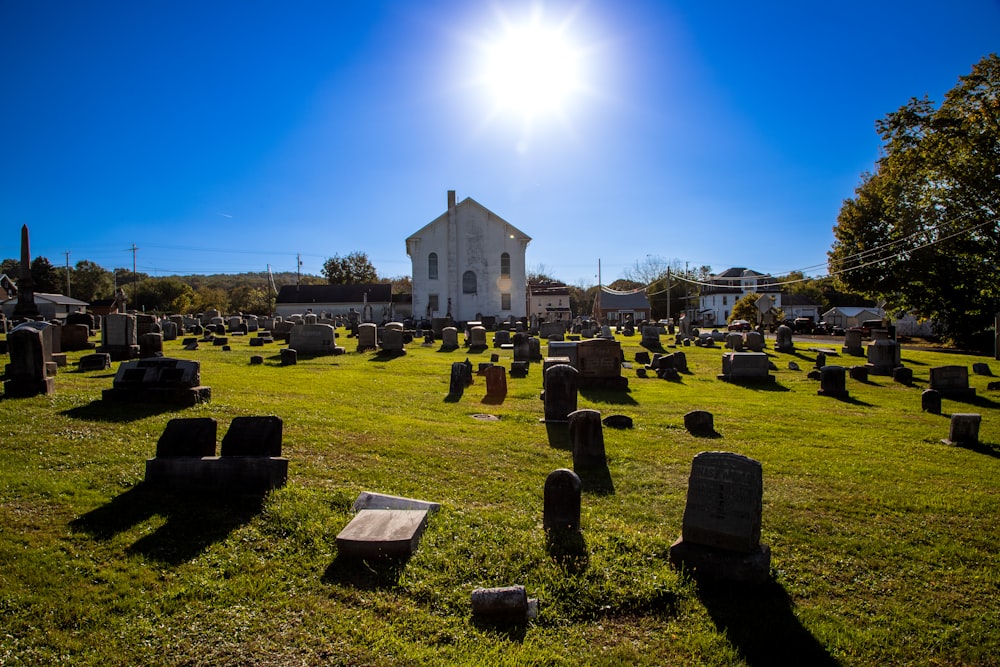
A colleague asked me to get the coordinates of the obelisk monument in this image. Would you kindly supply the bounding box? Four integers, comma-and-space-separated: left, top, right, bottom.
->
12, 224, 40, 320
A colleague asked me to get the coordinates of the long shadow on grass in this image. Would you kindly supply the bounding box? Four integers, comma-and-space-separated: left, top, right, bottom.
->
955, 440, 1000, 459
579, 389, 639, 405
323, 554, 410, 590
60, 399, 185, 423
948, 394, 1000, 409
70, 484, 264, 565
697, 578, 839, 667
732, 382, 791, 393
820, 395, 875, 408
367, 350, 406, 363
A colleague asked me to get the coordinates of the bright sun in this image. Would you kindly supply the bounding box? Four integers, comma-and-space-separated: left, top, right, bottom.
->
479, 13, 584, 120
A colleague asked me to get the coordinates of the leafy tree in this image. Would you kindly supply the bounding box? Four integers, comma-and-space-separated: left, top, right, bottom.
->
71, 260, 114, 303
729, 292, 761, 325
134, 277, 194, 313
30, 256, 61, 293
607, 279, 642, 291
1, 258, 20, 278
322, 252, 378, 284
229, 285, 271, 315
829, 54, 1000, 347
568, 283, 598, 318
192, 286, 229, 313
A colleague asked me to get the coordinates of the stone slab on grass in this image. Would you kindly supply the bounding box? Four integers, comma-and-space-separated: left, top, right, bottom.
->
336, 509, 429, 559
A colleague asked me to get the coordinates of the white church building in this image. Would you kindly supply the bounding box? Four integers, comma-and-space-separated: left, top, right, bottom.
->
406, 191, 531, 322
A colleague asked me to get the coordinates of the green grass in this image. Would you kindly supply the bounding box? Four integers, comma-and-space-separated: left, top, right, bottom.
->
1, 330, 999, 666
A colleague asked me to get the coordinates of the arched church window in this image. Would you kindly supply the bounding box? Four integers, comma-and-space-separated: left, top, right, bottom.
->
428, 253, 438, 280
500, 252, 510, 278
463, 270, 477, 294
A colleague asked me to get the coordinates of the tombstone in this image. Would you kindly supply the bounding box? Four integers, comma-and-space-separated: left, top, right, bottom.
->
78, 352, 112, 372
490, 353, 499, 363
542, 356, 571, 390
468, 326, 487, 349
744, 330, 764, 352
641, 325, 660, 348
568, 409, 607, 471
509, 360, 529, 378
547, 340, 579, 367
576, 338, 628, 390
972, 362, 992, 376
842, 329, 864, 356
471, 585, 538, 624
449, 361, 469, 397
212, 336, 228, 347
138, 332, 163, 358
380, 327, 405, 354
352, 491, 441, 514
543, 468, 582, 531
61, 323, 94, 351
635, 351, 651, 365
668, 452, 770, 585
600, 325, 614, 339
357, 323, 378, 352
102, 357, 210, 405
542, 364, 579, 422
289, 323, 336, 355
603, 414, 633, 429
66, 311, 96, 334
814, 351, 827, 369
160, 320, 178, 341
336, 509, 430, 560
250, 355, 264, 365
718, 352, 774, 383
100, 313, 139, 360
228, 316, 244, 332
944, 413, 981, 446
849, 365, 869, 382
512, 333, 531, 362
929, 365, 976, 399
280, 348, 297, 366
922, 389, 942, 414
684, 410, 715, 437
220, 416, 283, 457
3, 324, 55, 397
539, 321, 565, 339
770, 325, 791, 353
493, 330, 511, 347
136, 314, 158, 336
156, 418, 218, 457
866, 338, 901, 376
818, 365, 849, 398
725, 332, 744, 351
528, 336, 542, 361
484, 365, 507, 401
893, 366, 913, 385
441, 327, 459, 351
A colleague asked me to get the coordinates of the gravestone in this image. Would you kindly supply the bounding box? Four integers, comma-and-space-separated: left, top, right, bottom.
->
220, 416, 283, 457
61, 323, 94, 351
576, 338, 627, 390
635, 351, 651, 365
441, 327, 459, 351
493, 330, 511, 347
290, 323, 336, 355
357, 323, 378, 352
542, 364, 579, 422
893, 366, 913, 385
849, 365, 869, 382
922, 389, 942, 414
568, 409, 606, 470
866, 338, 901, 376
944, 413, 981, 446
250, 355, 264, 365
156, 417, 218, 457
842, 329, 864, 356
136, 314, 158, 336
669, 451, 770, 584
99, 313, 139, 360
380, 327, 405, 354
449, 361, 470, 397
528, 337, 542, 361
725, 333, 744, 351
466, 325, 487, 350
543, 468, 582, 531
972, 362, 992, 376
509, 360, 529, 378
138, 332, 163, 358
3, 324, 55, 397
280, 348, 298, 366
774, 324, 794, 353
818, 365, 849, 398
336, 509, 430, 559
160, 320, 178, 341
814, 351, 827, 369
547, 340, 579, 367
78, 352, 111, 372
744, 331, 764, 352
684, 410, 715, 437
718, 352, 774, 383
641, 325, 660, 347
471, 586, 538, 624
353, 491, 440, 514
484, 365, 507, 401
102, 357, 210, 405
929, 365, 976, 399
512, 333, 531, 362
603, 414, 633, 429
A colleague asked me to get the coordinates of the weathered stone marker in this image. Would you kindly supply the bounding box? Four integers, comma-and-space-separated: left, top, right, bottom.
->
336, 509, 429, 559
542, 364, 579, 422
544, 468, 582, 531
922, 389, 942, 414
943, 413, 981, 446
471, 585, 538, 623
568, 409, 606, 470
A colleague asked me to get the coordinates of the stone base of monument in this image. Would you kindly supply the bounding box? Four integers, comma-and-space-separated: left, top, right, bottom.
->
668, 538, 771, 585
145, 456, 288, 493
3, 376, 55, 398
103, 385, 211, 406
336, 509, 429, 559
99, 344, 140, 361
52, 353, 68, 367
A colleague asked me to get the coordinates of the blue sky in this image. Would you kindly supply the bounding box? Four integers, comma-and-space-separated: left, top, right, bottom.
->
2, 1, 998, 287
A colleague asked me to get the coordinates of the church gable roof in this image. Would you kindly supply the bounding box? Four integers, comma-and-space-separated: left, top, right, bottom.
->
406, 195, 531, 247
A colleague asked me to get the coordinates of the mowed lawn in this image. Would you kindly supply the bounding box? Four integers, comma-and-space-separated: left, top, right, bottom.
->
1, 329, 998, 666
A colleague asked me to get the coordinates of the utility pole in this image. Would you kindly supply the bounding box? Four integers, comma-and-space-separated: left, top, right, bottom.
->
128, 243, 139, 306
297, 253, 302, 287
63, 251, 71, 297
666, 266, 671, 323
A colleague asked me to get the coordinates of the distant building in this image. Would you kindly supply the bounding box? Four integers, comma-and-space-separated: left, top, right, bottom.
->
527, 280, 572, 323
0, 274, 16, 301
821, 306, 884, 329
594, 286, 650, 323
780, 293, 822, 321
696, 267, 781, 327
274, 283, 396, 320
406, 190, 531, 322
1, 292, 88, 321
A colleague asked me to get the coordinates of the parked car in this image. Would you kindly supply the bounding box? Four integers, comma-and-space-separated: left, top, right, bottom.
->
850, 319, 887, 340
792, 317, 815, 334
727, 319, 751, 331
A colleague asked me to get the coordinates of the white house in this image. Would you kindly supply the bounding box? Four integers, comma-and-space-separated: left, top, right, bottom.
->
696, 268, 781, 327
1, 293, 89, 321
406, 191, 531, 322
527, 280, 572, 323
274, 284, 396, 320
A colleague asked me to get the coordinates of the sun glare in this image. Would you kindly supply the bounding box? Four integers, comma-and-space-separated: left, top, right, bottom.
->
478, 10, 586, 121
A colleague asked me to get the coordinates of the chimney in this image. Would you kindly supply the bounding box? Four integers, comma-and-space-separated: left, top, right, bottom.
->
447, 190, 456, 210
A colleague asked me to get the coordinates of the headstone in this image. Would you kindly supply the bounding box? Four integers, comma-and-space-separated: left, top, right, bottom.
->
922, 389, 942, 414
61, 323, 94, 351
336, 509, 430, 559
449, 361, 470, 397
972, 362, 992, 376
139, 332, 163, 358
684, 410, 715, 437
576, 338, 627, 390
568, 409, 606, 470
441, 327, 459, 350
380, 327, 405, 353
744, 331, 764, 352
842, 329, 864, 356
221, 416, 283, 456
471, 586, 538, 624
641, 325, 660, 348
290, 323, 336, 355
725, 332, 744, 351
893, 366, 913, 385
357, 323, 377, 351
528, 336, 542, 361
774, 324, 794, 353
509, 361, 529, 378
635, 351, 651, 365
100, 313, 139, 360
669, 451, 770, 585
929, 365, 975, 398
547, 340, 579, 367
866, 338, 901, 376
280, 348, 297, 366
3, 324, 55, 397
250, 355, 264, 365
944, 413, 981, 446
512, 333, 531, 362
543, 364, 579, 422
160, 320, 178, 341
212, 336, 229, 346
78, 352, 112, 371
156, 418, 217, 457
352, 491, 440, 514
818, 365, 849, 398
484, 365, 507, 400
718, 352, 774, 383
602, 414, 633, 429
102, 357, 210, 405
12, 225, 39, 319
543, 468, 582, 531
814, 351, 827, 369
493, 330, 511, 347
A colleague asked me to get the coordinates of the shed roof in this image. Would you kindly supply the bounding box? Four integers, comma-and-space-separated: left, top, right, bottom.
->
276, 283, 392, 305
